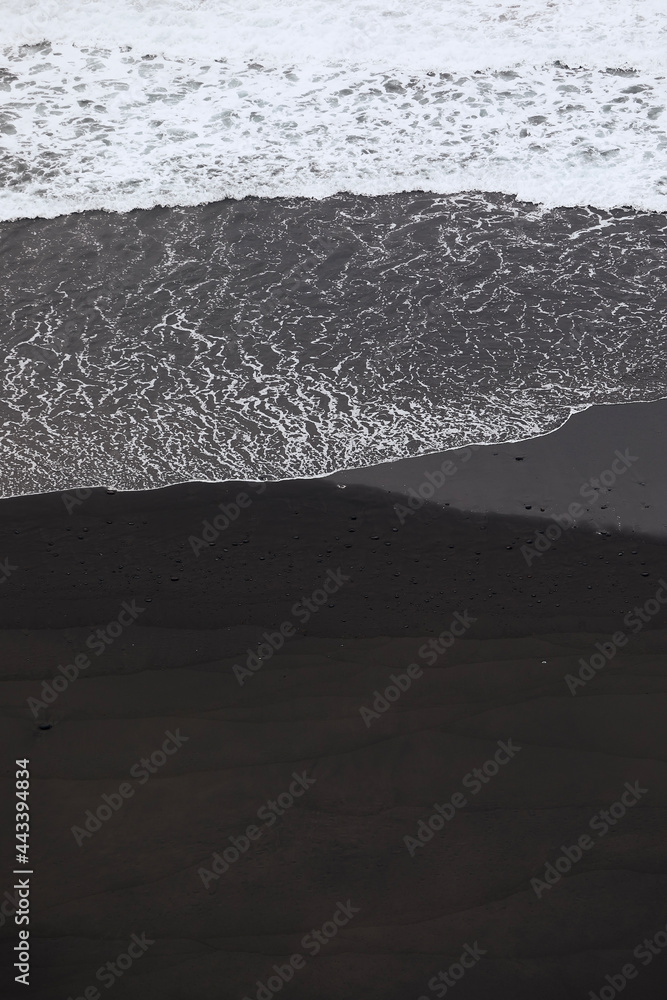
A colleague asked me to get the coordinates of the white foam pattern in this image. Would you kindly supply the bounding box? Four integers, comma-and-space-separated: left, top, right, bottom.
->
1, 0, 667, 219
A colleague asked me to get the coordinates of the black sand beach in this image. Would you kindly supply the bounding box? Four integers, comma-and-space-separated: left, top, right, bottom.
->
1, 399, 666, 999
3, 3, 667, 997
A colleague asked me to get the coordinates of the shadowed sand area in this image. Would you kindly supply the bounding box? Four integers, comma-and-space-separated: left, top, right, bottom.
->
1, 400, 666, 999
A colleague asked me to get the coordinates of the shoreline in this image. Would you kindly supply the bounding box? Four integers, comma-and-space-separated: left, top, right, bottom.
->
0, 392, 664, 506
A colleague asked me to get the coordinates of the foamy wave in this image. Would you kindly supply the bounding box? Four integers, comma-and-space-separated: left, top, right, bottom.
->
5, 0, 666, 72
1, 0, 666, 219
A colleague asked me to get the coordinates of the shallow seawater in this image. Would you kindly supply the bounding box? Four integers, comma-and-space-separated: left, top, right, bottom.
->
0, 192, 666, 496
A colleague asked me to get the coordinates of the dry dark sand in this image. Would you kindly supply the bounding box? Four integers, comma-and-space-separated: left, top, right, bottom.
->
1, 400, 667, 1000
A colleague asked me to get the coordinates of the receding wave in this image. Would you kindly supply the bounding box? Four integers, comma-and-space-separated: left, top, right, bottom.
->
1, 192, 665, 497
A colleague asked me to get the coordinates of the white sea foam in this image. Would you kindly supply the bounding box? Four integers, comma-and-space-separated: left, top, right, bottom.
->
1, 0, 666, 220
4, 0, 666, 72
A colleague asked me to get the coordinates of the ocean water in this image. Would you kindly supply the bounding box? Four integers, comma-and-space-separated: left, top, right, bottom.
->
1, 1, 666, 495
2, 0, 667, 219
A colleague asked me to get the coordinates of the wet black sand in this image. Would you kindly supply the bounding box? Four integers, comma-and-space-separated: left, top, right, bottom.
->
1, 400, 666, 999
